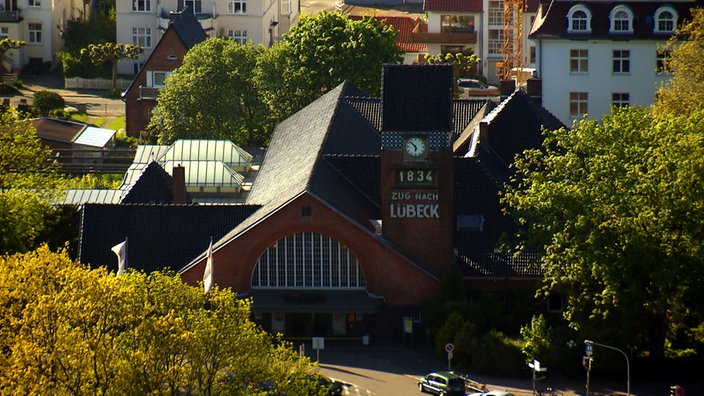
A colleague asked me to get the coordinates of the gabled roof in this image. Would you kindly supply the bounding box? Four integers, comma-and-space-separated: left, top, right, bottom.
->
357, 16, 428, 53
160, 140, 252, 170
73, 126, 115, 148
169, 7, 209, 49
79, 204, 260, 273
530, 0, 696, 40
32, 117, 84, 143
424, 0, 483, 12
119, 161, 187, 204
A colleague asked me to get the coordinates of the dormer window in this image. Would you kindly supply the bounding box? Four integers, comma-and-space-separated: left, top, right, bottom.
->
610, 6, 633, 33
567, 5, 591, 33
654, 6, 678, 33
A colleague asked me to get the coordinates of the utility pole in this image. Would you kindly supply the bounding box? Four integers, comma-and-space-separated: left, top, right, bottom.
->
585, 339, 630, 396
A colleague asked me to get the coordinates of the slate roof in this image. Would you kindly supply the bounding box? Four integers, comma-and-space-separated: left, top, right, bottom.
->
119, 161, 189, 204
79, 204, 260, 274
530, 0, 696, 40
169, 7, 209, 49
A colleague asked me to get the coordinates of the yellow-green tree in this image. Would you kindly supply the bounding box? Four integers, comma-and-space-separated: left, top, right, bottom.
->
652, 8, 704, 116
0, 246, 322, 395
0, 37, 26, 73
425, 52, 480, 96
81, 43, 143, 89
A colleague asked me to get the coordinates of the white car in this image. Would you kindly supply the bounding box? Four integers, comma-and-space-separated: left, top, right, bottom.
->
456, 79, 500, 98
466, 391, 515, 396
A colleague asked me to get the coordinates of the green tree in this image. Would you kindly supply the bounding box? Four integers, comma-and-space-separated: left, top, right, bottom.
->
0, 109, 62, 254
32, 90, 66, 116
0, 38, 26, 73
0, 246, 322, 394
425, 52, 481, 96
81, 43, 143, 89
502, 106, 704, 360
148, 38, 269, 146
653, 8, 704, 116
257, 11, 403, 123
57, 13, 116, 78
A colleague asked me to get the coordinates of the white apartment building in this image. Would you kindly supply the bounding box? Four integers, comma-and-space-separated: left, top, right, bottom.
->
115, 0, 300, 75
417, 0, 539, 85
0, 0, 84, 73
530, 0, 695, 126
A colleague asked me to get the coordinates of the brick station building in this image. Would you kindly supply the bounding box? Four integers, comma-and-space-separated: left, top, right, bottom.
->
81, 64, 563, 340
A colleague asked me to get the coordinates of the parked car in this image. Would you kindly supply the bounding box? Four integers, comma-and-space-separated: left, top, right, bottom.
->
418, 371, 466, 396
466, 391, 515, 396
457, 79, 500, 98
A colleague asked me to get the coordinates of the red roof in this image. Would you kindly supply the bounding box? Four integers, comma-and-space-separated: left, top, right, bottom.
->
351, 15, 428, 53
424, 0, 483, 12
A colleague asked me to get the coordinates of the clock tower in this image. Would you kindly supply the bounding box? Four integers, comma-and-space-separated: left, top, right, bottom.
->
379, 65, 455, 276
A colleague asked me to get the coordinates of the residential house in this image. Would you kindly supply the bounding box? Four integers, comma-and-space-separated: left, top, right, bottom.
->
32, 117, 116, 167
529, 0, 696, 126
115, 0, 300, 76
122, 8, 207, 136
412, 0, 540, 85
352, 15, 427, 64
79, 64, 564, 339
0, 0, 85, 73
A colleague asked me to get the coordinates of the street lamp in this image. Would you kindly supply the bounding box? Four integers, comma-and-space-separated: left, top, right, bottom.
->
584, 339, 630, 396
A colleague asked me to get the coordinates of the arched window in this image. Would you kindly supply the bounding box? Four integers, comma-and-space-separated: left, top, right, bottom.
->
610, 6, 633, 33
654, 6, 678, 33
251, 232, 366, 289
568, 5, 591, 33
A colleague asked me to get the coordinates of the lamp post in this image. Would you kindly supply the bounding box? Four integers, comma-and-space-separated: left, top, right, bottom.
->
584, 339, 630, 396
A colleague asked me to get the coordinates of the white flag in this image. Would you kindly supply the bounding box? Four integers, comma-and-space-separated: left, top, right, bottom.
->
203, 239, 214, 293
111, 238, 127, 276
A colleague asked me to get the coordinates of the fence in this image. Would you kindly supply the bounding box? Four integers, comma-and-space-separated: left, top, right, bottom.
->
64, 77, 132, 90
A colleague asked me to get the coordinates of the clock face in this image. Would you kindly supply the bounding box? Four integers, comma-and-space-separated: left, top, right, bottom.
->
405, 137, 427, 158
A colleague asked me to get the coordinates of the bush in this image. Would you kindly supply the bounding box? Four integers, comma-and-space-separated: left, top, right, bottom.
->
33, 90, 65, 116
0, 83, 20, 95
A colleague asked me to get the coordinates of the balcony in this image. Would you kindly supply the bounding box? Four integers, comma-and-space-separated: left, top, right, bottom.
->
139, 86, 160, 99
411, 22, 477, 45
0, 9, 21, 22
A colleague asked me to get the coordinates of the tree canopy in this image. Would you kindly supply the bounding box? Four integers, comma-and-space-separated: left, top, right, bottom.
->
0, 109, 63, 255
502, 106, 704, 359
149, 39, 268, 146
149, 11, 403, 145
653, 8, 704, 116
0, 246, 327, 395
81, 43, 143, 89
0, 38, 26, 73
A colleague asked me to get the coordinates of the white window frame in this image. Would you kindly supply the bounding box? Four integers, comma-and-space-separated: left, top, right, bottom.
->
488, 29, 503, 56
227, 29, 248, 45
132, 27, 152, 49
656, 49, 671, 74
612, 49, 630, 74
0, 27, 8, 39
281, 0, 291, 15
569, 92, 588, 119
569, 49, 588, 73
654, 6, 677, 33
567, 5, 591, 33
488, 1, 503, 26
610, 6, 633, 33
28, 0, 41, 7
185, 0, 202, 14
147, 70, 172, 88
132, 0, 151, 12
227, 0, 246, 14
612, 92, 629, 108
28, 23, 42, 44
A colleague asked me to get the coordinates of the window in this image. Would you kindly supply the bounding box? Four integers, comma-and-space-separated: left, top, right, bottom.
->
612, 93, 629, 107
251, 232, 366, 289
132, 27, 152, 48
132, 0, 150, 12
568, 6, 591, 33
281, 0, 291, 14
441, 45, 472, 56
569, 49, 588, 73
227, 29, 248, 45
612, 50, 630, 73
28, 0, 41, 6
610, 6, 633, 33
529, 46, 536, 64
488, 1, 503, 26
227, 0, 246, 14
0, 27, 8, 39
488, 30, 503, 56
569, 92, 588, 118
656, 49, 672, 73
654, 7, 677, 33
441, 15, 474, 34
148, 71, 171, 87
185, 0, 202, 14
28, 23, 41, 43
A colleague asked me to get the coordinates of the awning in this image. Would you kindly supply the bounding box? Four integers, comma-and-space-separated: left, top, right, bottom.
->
243, 289, 385, 314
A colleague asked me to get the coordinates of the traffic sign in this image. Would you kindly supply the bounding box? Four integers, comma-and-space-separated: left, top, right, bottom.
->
585, 342, 593, 356
445, 343, 455, 353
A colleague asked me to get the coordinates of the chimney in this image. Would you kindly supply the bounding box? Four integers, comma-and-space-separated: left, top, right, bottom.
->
172, 165, 186, 204
499, 79, 516, 98
527, 77, 542, 104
